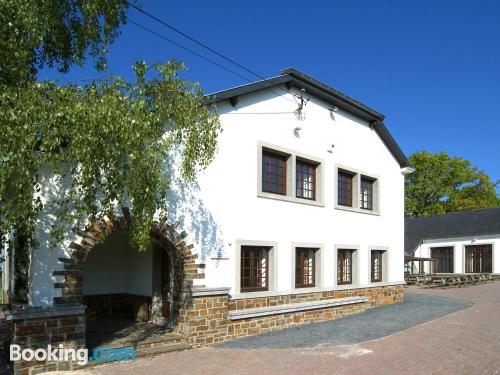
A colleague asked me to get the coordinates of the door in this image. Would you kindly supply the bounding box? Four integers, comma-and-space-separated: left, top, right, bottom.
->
431, 247, 454, 273
465, 245, 492, 273
161, 251, 171, 319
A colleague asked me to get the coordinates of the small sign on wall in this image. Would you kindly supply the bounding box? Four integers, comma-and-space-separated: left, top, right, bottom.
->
211, 247, 229, 261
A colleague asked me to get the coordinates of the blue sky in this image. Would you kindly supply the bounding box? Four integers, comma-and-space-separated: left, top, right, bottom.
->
40, 0, 500, 188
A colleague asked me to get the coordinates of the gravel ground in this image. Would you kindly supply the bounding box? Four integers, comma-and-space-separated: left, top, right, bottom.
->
215, 292, 472, 349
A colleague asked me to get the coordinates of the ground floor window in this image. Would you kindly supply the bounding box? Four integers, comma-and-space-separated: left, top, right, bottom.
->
371, 250, 384, 282
295, 248, 316, 288
431, 247, 454, 273
465, 245, 492, 273
241, 246, 269, 292
337, 249, 354, 285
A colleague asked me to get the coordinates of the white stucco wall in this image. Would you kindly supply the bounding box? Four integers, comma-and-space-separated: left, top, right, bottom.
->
27, 84, 407, 306
82, 231, 153, 296
412, 235, 500, 274
167, 86, 406, 295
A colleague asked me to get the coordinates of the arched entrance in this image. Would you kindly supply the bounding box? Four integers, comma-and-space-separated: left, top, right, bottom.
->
82, 231, 172, 320
53, 208, 205, 350
82, 231, 175, 349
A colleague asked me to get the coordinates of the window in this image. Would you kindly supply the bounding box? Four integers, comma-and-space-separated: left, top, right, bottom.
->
338, 170, 353, 207
335, 166, 380, 214
262, 151, 287, 195
465, 245, 492, 273
258, 142, 324, 206
360, 177, 374, 210
371, 250, 383, 282
240, 246, 269, 292
431, 247, 454, 273
295, 248, 315, 288
296, 160, 316, 200
337, 249, 353, 285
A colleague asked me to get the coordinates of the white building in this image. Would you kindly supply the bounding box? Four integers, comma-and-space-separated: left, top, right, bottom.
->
4, 69, 411, 372
406, 207, 500, 275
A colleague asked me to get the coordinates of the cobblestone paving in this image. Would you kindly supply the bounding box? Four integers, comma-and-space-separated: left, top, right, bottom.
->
78, 282, 500, 375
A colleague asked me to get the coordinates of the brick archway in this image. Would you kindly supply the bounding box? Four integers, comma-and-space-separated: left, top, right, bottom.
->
53, 207, 205, 325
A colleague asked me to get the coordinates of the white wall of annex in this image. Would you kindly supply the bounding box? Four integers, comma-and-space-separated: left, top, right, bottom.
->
413, 237, 500, 274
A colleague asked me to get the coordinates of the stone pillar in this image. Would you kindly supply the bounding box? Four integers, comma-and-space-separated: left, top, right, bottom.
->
4, 304, 86, 375
176, 287, 231, 347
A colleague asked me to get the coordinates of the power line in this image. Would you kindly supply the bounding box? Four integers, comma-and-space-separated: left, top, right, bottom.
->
128, 5, 298, 106
128, 19, 255, 85
129, 4, 273, 83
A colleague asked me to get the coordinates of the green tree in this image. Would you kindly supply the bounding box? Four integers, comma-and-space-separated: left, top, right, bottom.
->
0, 0, 221, 258
405, 151, 499, 217
1, 0, 128, 85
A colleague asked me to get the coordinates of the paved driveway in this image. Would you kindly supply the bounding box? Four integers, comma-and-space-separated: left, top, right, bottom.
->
79, 282, 500, 375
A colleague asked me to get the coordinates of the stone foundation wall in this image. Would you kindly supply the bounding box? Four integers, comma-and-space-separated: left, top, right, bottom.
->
5, 305, 86, 375
177, 284, 403, 347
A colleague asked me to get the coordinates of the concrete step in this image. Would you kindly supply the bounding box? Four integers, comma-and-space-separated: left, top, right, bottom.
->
86, 332, 183, 350
86, 339, 191, 367
136, 341, 191, 357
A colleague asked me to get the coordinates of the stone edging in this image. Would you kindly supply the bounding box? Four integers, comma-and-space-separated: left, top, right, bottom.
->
230, 281, 406, 300
191, 287, 231, 297
4, 304, 86, 321
228, 296, 368, 320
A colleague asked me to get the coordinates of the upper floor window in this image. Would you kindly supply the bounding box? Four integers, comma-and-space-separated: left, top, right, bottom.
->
262, 151, 287, 195
295, 248, 316, 288
240, 246, 269, 292
335, 165, 380, 215
258, 142, 325, 207
338, 170, 354, 207
360, 177, 374, 210
296, 160, 316, 200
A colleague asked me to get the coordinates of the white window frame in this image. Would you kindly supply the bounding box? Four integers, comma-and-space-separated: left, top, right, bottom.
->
291, 242, 323, 290
369, 247, 389, 283
334, 164, 380, 215
334, 245, 361, 286
234, 240, 278, 294
257, 141, 325, 207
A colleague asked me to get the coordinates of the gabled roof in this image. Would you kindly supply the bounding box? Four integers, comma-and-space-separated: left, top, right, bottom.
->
405, 207, 500, 255
205, 68, 411, 168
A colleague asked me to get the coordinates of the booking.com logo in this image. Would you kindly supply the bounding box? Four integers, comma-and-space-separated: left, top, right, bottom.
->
10, 344, 136, 365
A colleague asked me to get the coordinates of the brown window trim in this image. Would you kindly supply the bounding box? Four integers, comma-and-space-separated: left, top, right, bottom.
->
431, 247, 454, 273
262, 150, 288, 196
338, 170, 354, 207
371, 250, 383, 282
295, 248, 316, 288
296, 159, 317, 201
240, 246, 269, 292
337, 249, 353, 285
465, 245, 492, 273
360, 176, 375, 211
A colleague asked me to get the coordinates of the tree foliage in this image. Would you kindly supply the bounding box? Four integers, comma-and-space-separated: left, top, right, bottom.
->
0, 1, 221, 252
1, 0, 128, 85
405, 151, 499, 217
